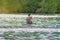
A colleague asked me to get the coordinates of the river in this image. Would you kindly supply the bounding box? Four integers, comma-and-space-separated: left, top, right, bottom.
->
0, 14, 60, 40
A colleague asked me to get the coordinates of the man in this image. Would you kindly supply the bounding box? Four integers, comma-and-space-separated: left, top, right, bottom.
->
26, 14, 32, 24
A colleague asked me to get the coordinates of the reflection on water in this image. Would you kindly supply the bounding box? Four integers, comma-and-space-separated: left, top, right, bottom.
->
0, 14, 60, 28
0, 31, 60, 40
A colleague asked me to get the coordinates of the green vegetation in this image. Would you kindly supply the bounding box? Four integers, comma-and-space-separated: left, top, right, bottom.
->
0, 0, 60, 13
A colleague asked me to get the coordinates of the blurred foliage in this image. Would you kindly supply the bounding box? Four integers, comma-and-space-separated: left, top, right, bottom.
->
0, 0, 60, 13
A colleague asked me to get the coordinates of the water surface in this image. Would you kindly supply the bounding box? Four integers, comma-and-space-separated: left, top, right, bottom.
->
0, 14, 60, 28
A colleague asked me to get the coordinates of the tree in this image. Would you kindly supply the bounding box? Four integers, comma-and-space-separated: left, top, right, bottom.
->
23, 0, 42, 13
